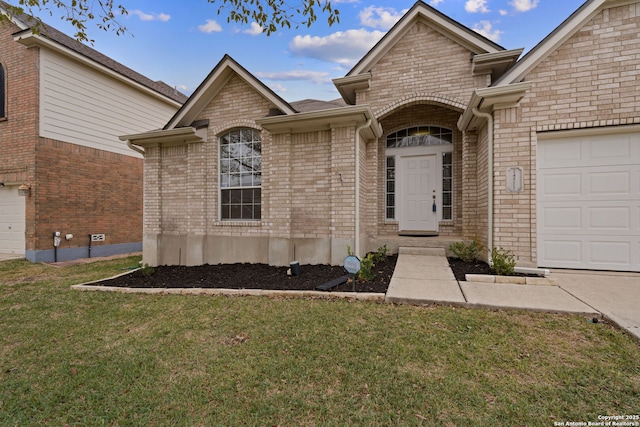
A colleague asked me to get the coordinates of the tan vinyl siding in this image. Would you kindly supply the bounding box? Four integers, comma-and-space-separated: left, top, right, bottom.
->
39, 50, 177, 157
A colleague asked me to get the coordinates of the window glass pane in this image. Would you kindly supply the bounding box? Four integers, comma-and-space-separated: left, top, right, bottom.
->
230, 204, 242, 219
385, 155, 395, 219
387, 126, 453, 148
220, 128, 262, 220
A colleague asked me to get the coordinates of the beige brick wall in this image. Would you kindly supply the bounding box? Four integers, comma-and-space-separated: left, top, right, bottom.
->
360, 21, 476, 112
147, 74, 361, 265
489, 3, 640, 265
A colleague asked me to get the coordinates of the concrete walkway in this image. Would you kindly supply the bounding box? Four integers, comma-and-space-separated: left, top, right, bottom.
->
386, 247, 640, 340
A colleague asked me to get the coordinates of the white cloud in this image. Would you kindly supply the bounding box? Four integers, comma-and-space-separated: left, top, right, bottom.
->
499, 9, 508, 16
289, 29, 385, 68
472, 20, 503, 42
465, 0, 489, 13
268, 82, 288, 94
243, 22, 263, 35
430, 0, 445, 5
198, 19, 223, 33
510, 0, 540, 12
129, 10, 171, 22
359, 6, 406, 30
255, 70, 332, 85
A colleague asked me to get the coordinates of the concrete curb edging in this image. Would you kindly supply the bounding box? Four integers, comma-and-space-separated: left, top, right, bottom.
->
70, 282, 385, 302
465, 274, 558, 286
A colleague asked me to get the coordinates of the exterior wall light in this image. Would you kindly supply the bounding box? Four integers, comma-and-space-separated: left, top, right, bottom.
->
18, 183, 31, 196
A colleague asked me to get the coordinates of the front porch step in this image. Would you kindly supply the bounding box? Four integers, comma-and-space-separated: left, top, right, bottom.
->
372, 235, 467, 257
399, 247, 446, 256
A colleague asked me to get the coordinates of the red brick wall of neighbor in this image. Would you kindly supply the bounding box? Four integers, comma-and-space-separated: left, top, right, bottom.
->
34, 139, 143, 251
0, 20, 40, 250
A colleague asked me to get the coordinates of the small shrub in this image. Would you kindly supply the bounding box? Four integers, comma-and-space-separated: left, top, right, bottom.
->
357, 253, 376, 281
346, 245, 389, 281
140, 263, 155, 278
490, 247, 516, 276
372, 244, 390, 263
449, 240, 483, 262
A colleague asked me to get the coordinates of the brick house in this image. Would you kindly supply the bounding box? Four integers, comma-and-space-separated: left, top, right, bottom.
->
0, 4, 186, 261
123, 0, 640, 272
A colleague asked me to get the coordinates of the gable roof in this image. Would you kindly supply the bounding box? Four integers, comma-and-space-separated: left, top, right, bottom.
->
347, 0, 505, 77
1, 1, 187, 105
494, 0, 624, 86
164, 54, 297, 130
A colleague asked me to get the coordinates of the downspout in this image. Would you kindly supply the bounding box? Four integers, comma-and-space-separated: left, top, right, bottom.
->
127, 140, 145, 155
472, 108, 494, 265
354, 118, 371, 257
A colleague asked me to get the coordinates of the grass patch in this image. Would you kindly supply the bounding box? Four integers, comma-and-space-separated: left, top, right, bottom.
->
1, 256, 638, 425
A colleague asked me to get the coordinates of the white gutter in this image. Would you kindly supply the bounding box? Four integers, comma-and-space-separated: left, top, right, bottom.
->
472, 108, 494, 265
126, 140, 145, 155
354, 119, 372, 257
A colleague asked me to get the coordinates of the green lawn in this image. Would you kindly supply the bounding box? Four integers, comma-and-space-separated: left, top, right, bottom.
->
1, 256, 638, 426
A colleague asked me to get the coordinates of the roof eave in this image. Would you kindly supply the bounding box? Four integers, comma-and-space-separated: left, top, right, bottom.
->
457, 82, 532, 131
348, 1, 504, 77
332, 73, 371, 105
165, 55, 297, 130
119, 127, 205, 148
256, 105, 382, 140
494, 0, 609, 86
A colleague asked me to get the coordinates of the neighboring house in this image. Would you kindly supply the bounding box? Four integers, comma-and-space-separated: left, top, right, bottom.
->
123, 0, 640, 272
0, 3, 186, 262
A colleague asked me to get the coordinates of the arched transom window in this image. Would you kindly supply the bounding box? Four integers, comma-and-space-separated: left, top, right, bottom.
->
386, 126, 452, 148
219, 128, 262, 221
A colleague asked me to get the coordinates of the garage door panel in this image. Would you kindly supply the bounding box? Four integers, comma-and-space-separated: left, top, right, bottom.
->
588, 206, 631, 231
588, 240, 631, 265
540, 239, 583, 264
0, 187, 26, 255
540, 173, 582, 197
588, 170, 630, 195
538, 131, 640, 272
540, 206, 582, 229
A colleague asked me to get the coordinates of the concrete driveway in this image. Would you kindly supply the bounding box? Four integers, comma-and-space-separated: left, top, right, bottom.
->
554, 270, 640, 340
0, 253, 23, 262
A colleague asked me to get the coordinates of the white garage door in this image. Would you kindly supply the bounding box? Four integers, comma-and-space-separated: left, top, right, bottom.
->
537, 131, 640, 272
0, 186, 26, 255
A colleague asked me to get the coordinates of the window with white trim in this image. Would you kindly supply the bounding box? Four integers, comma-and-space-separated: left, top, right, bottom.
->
219, 128, 261, 221
386, 126, 453, 221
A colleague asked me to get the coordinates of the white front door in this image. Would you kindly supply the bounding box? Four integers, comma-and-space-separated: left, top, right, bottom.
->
399, 154, 438, 233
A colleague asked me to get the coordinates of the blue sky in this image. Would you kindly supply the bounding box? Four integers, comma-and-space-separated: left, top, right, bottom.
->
40, 0, 587, 101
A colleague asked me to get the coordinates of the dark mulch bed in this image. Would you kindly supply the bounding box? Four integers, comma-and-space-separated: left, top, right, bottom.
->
98, 255, 398, 293
447, 257, 493, 281
94, 255, 518, 293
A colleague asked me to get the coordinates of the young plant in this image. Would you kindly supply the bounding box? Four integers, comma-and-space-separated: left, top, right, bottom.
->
448, 240, 483, 262
140, 263, 155, 278
490, 247, 516, 276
